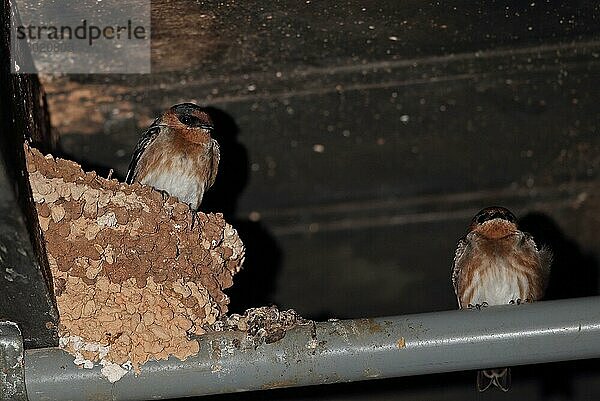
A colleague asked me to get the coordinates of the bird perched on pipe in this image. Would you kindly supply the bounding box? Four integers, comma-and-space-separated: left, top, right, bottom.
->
452, 206, 551, 392
125, 103, 220, 211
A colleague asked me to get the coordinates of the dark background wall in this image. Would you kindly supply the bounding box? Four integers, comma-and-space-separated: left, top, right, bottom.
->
38, 1, 599, 399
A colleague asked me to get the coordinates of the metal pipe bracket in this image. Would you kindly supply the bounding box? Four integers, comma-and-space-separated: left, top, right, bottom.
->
0, 321, 27, 401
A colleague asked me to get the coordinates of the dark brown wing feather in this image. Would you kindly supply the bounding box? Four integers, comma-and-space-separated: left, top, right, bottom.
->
125, 123, 161, 184
452, 237, 470, 308
207, 139, 220, 188
521, 232, 553, 297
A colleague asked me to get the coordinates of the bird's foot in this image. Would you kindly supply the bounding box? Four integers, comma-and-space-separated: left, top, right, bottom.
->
509, 298, 527, 305
468, 302, 488, 310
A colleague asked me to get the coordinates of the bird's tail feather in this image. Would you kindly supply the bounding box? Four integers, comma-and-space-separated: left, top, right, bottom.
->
477, 368, 511, 392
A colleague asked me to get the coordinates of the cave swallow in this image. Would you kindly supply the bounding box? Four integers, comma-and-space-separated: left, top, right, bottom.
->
125, 103, 220, 211
452, 206, 552, 392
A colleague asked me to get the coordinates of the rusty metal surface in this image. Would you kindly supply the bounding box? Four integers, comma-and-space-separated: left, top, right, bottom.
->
0, 321, 27, 401
24, 297, 600, 401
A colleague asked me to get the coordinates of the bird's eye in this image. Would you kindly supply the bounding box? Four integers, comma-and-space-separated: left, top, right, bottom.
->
178, 114, 202, 127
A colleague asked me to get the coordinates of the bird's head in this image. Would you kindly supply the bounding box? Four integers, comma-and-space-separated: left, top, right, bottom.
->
469, 206, 518, 238
159, 103, 214, 144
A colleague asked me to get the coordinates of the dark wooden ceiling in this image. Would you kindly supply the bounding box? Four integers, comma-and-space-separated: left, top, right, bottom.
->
41, 0, 599, 316
2, 0, 600, 398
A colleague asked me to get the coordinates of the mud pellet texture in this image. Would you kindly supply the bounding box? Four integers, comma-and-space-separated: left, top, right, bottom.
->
25, 144, 245, 370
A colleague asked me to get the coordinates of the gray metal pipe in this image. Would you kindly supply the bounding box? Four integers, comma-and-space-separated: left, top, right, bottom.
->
24, 297, 600, 401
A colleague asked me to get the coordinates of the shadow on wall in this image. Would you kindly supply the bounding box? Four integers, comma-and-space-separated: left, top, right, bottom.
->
201, 107, 282, 313
519, 212, 599, 300
519, 211, 599, 399
54, 145, 122, 181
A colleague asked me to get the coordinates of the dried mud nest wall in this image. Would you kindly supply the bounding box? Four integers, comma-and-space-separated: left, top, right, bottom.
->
25, 144, 245, 373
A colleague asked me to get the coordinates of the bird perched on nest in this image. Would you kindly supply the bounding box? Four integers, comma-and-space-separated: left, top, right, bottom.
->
452, 206, 551, 392
126, 103, 220, 211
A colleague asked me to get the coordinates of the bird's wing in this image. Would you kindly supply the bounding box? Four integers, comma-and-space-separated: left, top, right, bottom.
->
125, 123, 162, 184
207, 138, 220, 189
452, 237, 470, 308
521, 232, 553, 296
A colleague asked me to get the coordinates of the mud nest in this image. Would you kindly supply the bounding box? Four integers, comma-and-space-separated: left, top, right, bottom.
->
25, 144, 245, 375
